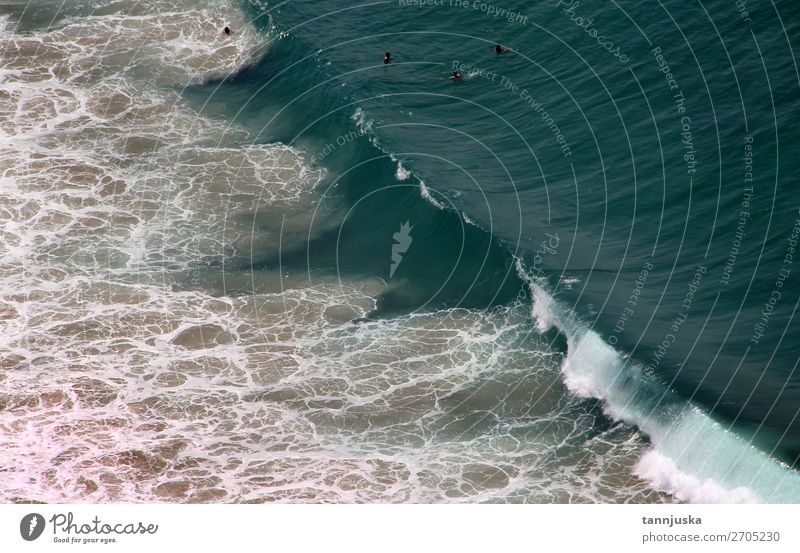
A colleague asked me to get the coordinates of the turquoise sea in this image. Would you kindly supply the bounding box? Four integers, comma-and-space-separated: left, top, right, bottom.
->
2, 0, 800, 502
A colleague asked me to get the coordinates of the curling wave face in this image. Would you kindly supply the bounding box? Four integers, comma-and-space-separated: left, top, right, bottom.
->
528, 278, 800, 503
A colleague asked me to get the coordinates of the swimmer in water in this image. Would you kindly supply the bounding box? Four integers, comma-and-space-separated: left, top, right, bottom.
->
449, 70, 462, 80
384, 52, 391, 64
223, 26, 231, 36
492, 44, 509, 54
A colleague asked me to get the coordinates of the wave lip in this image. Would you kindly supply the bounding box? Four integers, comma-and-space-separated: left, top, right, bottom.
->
527, 276, 800, 504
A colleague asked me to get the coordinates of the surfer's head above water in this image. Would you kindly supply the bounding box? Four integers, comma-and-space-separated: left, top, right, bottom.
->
494, 44, 508, 54
223, 26, 231, 35
384, 52, 391, 64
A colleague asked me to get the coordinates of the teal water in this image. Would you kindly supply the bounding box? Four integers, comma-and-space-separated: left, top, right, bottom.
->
185, 0, 800, 499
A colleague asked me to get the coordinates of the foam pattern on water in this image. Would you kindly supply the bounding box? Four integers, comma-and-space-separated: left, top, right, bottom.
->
2, 290, 671, 502
0, 0, 674, 503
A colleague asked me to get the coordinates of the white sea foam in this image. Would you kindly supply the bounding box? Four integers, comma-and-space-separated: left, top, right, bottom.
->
559, 276, 581, 289
0, 0, 333, 503
635, 450, 759, 504
350, 107, 374, 135
419, 180, 445, 210
395, 161, 411, 181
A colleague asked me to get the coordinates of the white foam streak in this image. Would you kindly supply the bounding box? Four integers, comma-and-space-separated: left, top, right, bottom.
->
636, 451, 759, 504
419, 181, 445, 210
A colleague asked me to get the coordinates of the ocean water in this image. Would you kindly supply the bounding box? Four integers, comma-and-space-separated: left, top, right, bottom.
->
1, 0, 799, 503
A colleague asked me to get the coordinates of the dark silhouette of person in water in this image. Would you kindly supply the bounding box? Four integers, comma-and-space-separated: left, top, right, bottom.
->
492, 44, 509, 54
384, 52, 391, 64
223, 26, 232, 36
449, 70, 462, 80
